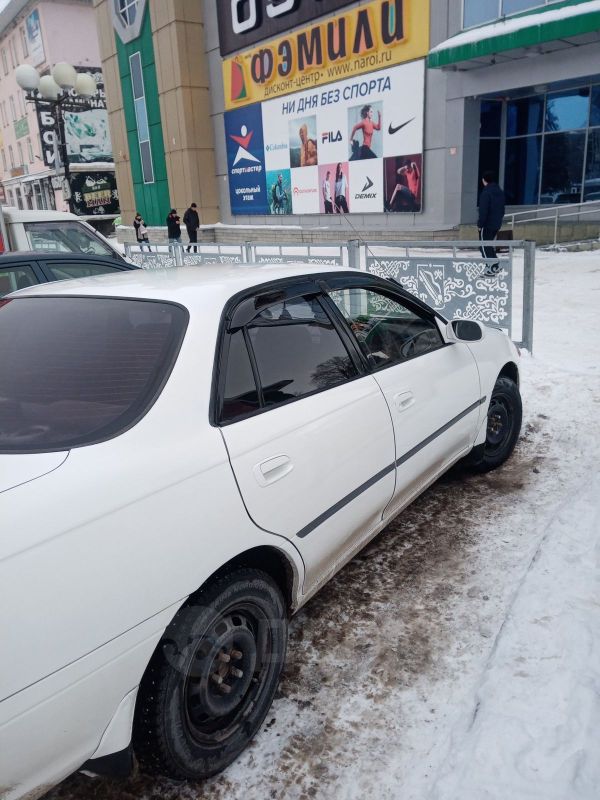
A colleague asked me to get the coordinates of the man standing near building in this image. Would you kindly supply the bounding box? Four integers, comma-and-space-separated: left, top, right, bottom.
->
166, 209, 181, 246
478, 172, 505, 274
183, 202, 200, 252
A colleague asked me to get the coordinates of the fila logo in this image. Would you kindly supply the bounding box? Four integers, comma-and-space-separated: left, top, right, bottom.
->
321, 130, 343, 144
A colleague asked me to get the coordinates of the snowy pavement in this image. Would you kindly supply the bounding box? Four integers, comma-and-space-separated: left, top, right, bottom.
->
48, 250, 600, 800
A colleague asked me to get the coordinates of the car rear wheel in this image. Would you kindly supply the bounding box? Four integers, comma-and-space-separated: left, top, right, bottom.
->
470, 375, 522, 473
133, 568, 288, 780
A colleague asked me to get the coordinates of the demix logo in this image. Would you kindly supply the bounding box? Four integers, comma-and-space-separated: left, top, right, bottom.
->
355, 176, 376, 200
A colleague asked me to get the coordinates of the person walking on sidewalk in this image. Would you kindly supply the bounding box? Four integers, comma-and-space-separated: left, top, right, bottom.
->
183, 203, 200, 253
166, 209, 181, 246
133, 212, 151, 251
478, 171, 505, 274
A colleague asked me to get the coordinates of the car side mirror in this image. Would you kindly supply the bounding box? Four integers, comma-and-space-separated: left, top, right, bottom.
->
446, 320, 484, 342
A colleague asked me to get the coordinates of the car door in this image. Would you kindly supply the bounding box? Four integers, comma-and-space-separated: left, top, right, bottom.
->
0, 261, 43, 297
216, 282, 396, 592
326, 278, 482, 518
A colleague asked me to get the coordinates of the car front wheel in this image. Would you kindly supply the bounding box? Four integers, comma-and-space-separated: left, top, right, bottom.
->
133, 567, 288, 780
470, 375, 522, 473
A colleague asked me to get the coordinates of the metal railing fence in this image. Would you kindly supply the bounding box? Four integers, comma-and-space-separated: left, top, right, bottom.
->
504, 199, 600, 247
124, 238, 535, 352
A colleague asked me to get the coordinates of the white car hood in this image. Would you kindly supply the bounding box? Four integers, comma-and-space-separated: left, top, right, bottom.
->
0, 452, 69, 494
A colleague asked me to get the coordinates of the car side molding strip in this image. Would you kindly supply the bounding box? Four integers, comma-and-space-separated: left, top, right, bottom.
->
296, 397, 487, 540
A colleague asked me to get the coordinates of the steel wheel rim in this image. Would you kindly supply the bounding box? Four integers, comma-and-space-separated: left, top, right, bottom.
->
485, 395, 513, 455
183, 601, 272, 746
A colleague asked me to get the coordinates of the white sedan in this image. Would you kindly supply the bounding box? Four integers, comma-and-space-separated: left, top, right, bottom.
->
0, 265, 521, 799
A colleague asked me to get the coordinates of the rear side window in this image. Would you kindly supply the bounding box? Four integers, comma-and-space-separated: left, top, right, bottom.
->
0, 297, 187, 452
247, 295, 356, 408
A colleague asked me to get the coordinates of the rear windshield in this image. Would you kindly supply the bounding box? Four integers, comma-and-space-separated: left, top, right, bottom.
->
0, 297, 188, 453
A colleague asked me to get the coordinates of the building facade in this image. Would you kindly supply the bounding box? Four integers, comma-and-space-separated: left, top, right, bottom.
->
94, 0, 600, 235
0, 0, 119, 227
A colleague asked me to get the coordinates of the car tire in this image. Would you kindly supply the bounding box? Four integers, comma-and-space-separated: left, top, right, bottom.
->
469, 375, 522, 473
132, 567, 288, 781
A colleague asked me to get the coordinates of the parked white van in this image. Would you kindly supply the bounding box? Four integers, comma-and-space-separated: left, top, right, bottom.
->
0, 206, 124, 260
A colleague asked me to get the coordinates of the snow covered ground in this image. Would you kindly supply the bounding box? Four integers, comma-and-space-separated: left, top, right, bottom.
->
48, 250, 600, 800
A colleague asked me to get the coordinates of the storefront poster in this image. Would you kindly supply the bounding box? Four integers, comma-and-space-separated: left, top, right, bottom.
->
223, 0, 429, 110
225, 60, 425, 215
69, 172, 119, 216
26, 10, 45, 67
225, 103, 269, 215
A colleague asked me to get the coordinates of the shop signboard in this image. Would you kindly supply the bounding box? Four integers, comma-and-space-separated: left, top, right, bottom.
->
222, 0, 429, 110
26, 9, 45, 67
36, 68, 112, 168
69, 172, 119, 217
218, 0, 356, 57
224, 59, 425, 215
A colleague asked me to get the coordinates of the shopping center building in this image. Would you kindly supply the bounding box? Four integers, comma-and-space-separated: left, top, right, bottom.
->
94, 0, 600, 239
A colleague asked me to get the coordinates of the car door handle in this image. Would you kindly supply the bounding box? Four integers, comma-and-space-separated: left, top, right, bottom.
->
253, 455, 294, 487
394, 391, 415, 412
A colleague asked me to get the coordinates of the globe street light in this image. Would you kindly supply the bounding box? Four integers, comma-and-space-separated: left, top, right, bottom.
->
16, 62, 97, 214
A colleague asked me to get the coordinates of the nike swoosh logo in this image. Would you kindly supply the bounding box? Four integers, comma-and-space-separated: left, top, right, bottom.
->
388, 118, 415, 135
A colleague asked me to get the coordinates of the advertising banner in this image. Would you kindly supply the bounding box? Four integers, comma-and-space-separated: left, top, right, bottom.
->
26, 10, 45, 67
218, 0, 356, 57
69, 172, 119, 217
223, 0, 429, 110
224, 60, 425, 216
36, 68, 112, 167
225, 103, 269, 215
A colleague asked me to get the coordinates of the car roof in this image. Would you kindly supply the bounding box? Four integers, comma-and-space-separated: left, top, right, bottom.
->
9, 263, 362, 308
0, 250, 131, 265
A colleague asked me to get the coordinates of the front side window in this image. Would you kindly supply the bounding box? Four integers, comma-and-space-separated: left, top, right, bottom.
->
0, 264, 39, 297
25, 222, 115, 256
0, 297, 187, 452
42, 261, 126, 282
329, 287, 443, 368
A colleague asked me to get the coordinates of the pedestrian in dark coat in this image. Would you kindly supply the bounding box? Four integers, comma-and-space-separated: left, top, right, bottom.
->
183, 203, 200, 253
478, 172, 506, 272
166, 209, 181, 245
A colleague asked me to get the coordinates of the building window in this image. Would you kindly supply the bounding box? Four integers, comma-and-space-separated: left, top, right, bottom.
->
7, 188, 13, 206
484, 80, 600, 206
15, 187, 23, 209
9, 38, 17, 69
20, 27, 28, 58
464, 0, 564, 29
17, 142, 23, 166
479, 100, 502, 195
118, 0, 139, 26
8, 145, 14, 168
27, 138, 34, 164
1, 149, 6, 171
9, 96, 16, 122
1, 50, 8, 76
129, 51, 154, 184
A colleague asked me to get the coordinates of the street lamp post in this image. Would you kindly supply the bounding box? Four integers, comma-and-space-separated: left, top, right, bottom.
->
15, 63, 97, 214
